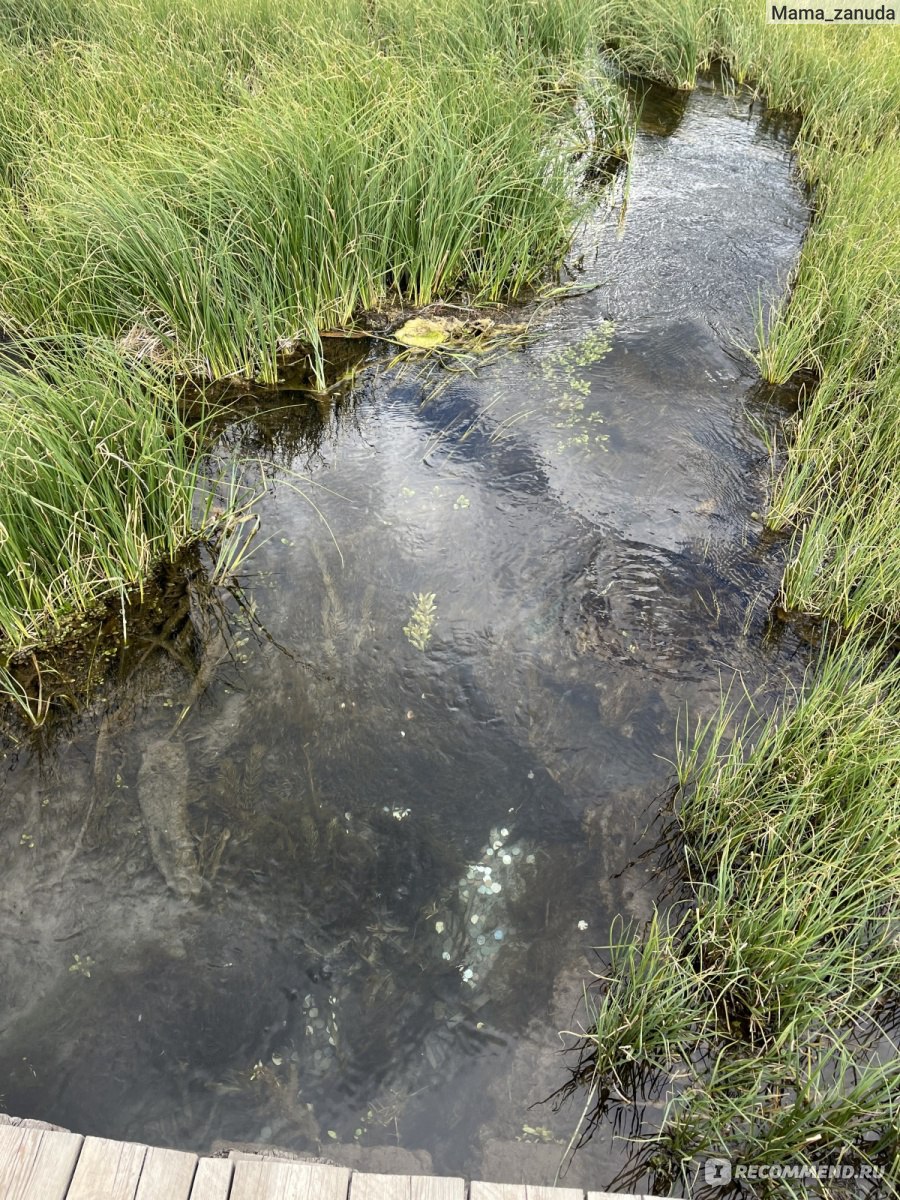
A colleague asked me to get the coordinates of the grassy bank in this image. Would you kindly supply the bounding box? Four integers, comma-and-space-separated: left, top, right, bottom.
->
571, 3, 900, 1192
0, 0, 632, 676
0, 340, 266, 728
0, 343, 235, 653
593, 1, 900, 629
580, 639, 900, 1188
0, 0, 630, 385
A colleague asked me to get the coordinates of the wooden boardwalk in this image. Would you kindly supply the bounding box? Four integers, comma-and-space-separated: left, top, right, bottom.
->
0, 1124, 660, 1200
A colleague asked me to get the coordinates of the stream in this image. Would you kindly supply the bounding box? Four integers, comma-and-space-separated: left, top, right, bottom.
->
0, 78, 809, 1189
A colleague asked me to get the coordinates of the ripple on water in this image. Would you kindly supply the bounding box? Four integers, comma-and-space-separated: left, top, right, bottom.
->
0, 78, 809, 1188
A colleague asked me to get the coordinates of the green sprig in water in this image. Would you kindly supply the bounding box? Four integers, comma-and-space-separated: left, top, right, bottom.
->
403, 593, 437, 651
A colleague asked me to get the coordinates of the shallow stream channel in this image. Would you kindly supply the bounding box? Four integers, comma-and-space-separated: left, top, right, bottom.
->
0, 78, 810, 1188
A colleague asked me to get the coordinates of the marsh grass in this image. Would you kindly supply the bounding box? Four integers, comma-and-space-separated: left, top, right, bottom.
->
0, 341, 244, 652
592, 0, 900, 631
559, 5, 900, 1186
0, 0, 636, 660
0, 0, 634, 385
578, 636, 900, 1190
561, 9, 900, 1185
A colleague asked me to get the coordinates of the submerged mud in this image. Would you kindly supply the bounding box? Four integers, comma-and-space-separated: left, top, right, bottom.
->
0, 81, 808, 1187
136, 737, 203, 900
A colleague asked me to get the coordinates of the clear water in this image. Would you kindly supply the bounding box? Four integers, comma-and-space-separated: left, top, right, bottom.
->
0, 79, 809, 1188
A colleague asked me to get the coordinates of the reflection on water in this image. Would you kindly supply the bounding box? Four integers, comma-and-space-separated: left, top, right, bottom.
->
0, 80, 809, 1187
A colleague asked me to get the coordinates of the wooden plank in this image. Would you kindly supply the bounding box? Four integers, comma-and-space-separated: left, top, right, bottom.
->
0, 1125, 84, 1200
67, 1136, 147, 1200
136, 1146, 198, 1200
412, 1177, 465, 1200
526, 1189, 583, 1200
350, 1173, 409, 1200
470, 1185, 526, 1200
230, 1159, 350, 1200
189, 1157, 234, 1200
350, 1174, 465, 1200
471, 1187, 584, 1200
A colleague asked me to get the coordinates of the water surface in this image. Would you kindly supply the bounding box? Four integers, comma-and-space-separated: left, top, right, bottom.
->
0, 79, 809, 1188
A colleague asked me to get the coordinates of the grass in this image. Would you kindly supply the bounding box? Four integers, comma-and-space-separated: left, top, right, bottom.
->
0, 341, 242, 654
0, 0, 634, 672
592, 0, 900, 630
0, 0, 633, 386
578, 638, 900, 1191
677, 642, 900, 1036
1, 0, 899, 1181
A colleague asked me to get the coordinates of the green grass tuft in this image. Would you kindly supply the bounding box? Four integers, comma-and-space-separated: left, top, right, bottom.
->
0, 0, 633, 385
0, 341, 229, 650
582, 637, 900, 1189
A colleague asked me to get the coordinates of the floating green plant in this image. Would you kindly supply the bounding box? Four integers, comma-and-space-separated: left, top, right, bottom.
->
543, 325, 615, 373
540, 322, 613, 454
403, 593, 437, 652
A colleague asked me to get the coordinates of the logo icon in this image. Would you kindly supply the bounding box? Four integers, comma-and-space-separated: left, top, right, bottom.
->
704, 1159, 732, 1186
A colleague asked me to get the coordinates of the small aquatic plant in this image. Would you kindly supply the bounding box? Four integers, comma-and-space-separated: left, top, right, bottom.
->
403, 593, 437, 652
68, 954, 94, 978
540, 322, 613, 454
